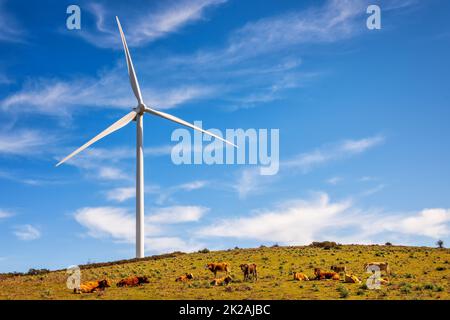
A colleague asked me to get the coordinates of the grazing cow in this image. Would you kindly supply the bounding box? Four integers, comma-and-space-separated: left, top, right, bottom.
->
116, 276, 149, 287
240, 263, 258, 281
344, 274, 361, 284
331, 265, 347, 274
74, 279, 111, 293
205, 262, 230, 278
364, 262, 390, 275
210, 275, 232, 286
314, 268, 340, 281
293, 272, 309, 281
175, 273, 194, 282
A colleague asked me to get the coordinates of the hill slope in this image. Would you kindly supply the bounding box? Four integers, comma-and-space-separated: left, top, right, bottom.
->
1, 245, 449, 300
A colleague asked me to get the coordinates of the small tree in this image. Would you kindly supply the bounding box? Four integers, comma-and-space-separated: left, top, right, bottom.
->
436, 240, 444, 249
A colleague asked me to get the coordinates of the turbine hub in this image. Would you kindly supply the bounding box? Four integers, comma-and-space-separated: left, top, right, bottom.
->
136, 103, 145, 115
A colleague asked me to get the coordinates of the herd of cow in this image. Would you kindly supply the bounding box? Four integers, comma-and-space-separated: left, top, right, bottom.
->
72, 261, 390, 294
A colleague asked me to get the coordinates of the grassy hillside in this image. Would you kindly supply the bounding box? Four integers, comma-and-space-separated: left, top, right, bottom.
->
1, 244, 449, 300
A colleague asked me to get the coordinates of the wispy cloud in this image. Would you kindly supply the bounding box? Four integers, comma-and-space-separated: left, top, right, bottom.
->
0, 209, 13, 219
0, 69, 214, 119
234, 135, 384, 198
197, 193, 450, 245
0, 129, 55, 156
74, 205, 206, 253
0, 0, 25, 43
58, 145, 172, 182
360, 184, 386, 197
106, 180, 209, 204
155, 180, 209, 204
284, 135, 385, 173
0, 73, 13, 85
13, 224, 41, 241
77, 0, 227, 48
326, 176, 342, 185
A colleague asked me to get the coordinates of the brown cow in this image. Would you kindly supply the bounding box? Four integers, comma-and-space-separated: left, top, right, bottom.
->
364, 262, 390, 275
331, 265, 347, 274
344, 274, 361, 284
116, 276, 150, 287
314, 268, 340, 280
175, 273, 194, 282
210, 275, 232, 286
205, 262, 230, 278
74, 279, 111, 293
293, 272, 309, 281
240, 263, 257, 281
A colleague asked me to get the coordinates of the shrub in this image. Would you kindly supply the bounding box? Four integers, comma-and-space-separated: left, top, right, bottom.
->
436, 266, 446, 271
27, 268, 50, 276
310, 241, 340, 250
198, 248, 210, 254
337, 285, 349, 298
400, 283, 412, 294
385, 242, 393, 246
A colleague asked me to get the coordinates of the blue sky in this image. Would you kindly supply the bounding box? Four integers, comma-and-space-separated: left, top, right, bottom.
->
0, 0, 449, 272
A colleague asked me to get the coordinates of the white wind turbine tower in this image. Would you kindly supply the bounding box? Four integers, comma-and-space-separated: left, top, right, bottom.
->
56, 16, 236, 258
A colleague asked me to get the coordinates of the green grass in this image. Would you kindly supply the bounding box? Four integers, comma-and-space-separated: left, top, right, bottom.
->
0, 245, 449, 300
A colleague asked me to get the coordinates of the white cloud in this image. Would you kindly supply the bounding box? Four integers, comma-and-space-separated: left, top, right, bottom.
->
368, 208, 450, 239
78, 0, 227, 48
98, 166, 128, 181
13, 224, 41, 241
177, 180, 209, 191
147, 206, 208, 224
197, 193, 352, 244
144, 236, 203, 253
360, 184, 386, 197
0, 209, 13, 219
106, 187, 135, 202
234, 168, 268, 199
341, 135, 385, 154
0, 130, 54, 156
197, 193, 450, 245
155, 180, 209, 204
74, 205, 207, 252
74, 207, 145, 242
326, 176, 342, 185
284, 135, 385, 173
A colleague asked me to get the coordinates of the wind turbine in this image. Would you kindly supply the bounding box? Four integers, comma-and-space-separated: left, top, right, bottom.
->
56, 16, 236, 258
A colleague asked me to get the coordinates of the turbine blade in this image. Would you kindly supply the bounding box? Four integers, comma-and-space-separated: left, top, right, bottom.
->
116, 16, 143, 104
145, 107, 237, 148
56, 111, 137, 167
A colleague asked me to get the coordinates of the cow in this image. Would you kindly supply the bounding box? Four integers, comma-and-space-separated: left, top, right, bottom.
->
364, 262, 390, 275
74, 279, 111, 293
205, 262, 230, 278
344, 274, 361, 284
175, 273, 194, 282
116, 276, 150, 287
240, 263, 257, 281
330, 265, 347, 275
210, 275, 233, 286
293, 272, 309, 281
314, 268, 340, 281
